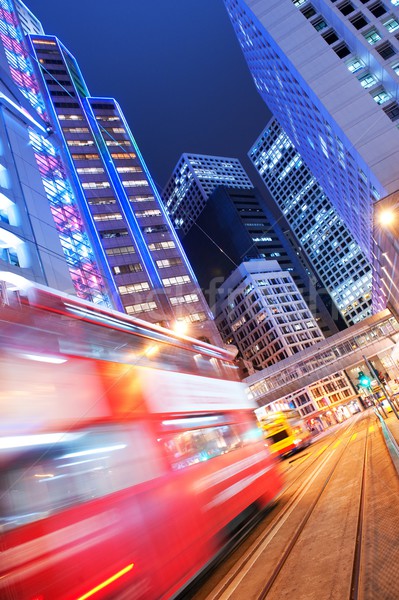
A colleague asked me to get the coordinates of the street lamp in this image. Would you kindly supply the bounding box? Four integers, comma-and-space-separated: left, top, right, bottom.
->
378, 208, 396, 227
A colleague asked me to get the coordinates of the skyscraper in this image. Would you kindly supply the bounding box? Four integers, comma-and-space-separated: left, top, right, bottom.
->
0, 1, 220, 342
215, 259, 325, 370
249, 118, 373, 326
0, 0, 111, 305
180, 184, 339, 335
163, 153, 253, 235
164, 153, 340, 333
0, 70, 74, 292
214, 259, 355, 422
224, 0, 399, 308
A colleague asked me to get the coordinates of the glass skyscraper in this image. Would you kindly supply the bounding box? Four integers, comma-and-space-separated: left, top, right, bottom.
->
224, 0, 399, 312
0, 0, 111, 305
164, 153, 339, 335
0, 1, 219, 341
249, 118, 373, 326
163, 153, 253, 235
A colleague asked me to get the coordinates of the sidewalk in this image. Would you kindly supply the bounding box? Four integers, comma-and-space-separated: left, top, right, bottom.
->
374, 409, 399, 476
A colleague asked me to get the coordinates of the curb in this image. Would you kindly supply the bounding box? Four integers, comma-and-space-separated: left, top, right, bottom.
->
374, 409, 399, 477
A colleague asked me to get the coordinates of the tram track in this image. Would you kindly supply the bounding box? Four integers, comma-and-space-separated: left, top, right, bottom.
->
193, 412, 372, 600
349, 417, 368, 600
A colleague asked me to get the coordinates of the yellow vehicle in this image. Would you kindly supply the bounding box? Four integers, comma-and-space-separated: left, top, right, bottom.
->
260, 409, 312, 457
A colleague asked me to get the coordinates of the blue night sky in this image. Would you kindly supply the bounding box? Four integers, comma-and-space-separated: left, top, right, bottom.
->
26, 0, 271, 193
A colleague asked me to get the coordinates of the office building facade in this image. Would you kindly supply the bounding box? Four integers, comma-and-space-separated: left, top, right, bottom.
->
30, 36, 217, 339
224, 0, 399, 311
215, 260, 325, 370
0, 1, 219, 341
0, 0, 111, 304
0, 74, 75, 292
215, 260, 354, 420
163, 153, 253, 235
250, 118, 373, 326
181, 184, 339, 336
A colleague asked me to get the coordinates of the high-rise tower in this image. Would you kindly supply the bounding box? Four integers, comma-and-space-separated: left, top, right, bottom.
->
28, 36, 217, 339
0, 0, 111, 305
163, 153, 253, 235
164, 153, 340, 335
0, 1, 220, 342
249, 118, 373, 326
224, 0, 399, 311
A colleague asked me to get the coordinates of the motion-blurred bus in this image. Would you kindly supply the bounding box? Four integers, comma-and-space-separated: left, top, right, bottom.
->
259, 409, 312, 457
0, 273, 283, 600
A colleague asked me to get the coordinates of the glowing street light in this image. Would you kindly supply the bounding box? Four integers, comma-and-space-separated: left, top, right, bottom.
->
378, 208, 396, 227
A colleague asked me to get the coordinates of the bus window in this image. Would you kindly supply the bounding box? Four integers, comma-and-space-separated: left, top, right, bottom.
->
161, 420, 261, 471
0, 424, 164, 531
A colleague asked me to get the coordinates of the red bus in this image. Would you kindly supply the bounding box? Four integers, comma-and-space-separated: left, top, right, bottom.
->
0, 273, 283, 600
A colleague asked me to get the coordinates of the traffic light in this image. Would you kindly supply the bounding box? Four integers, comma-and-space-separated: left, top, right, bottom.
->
357, 371, 371, 388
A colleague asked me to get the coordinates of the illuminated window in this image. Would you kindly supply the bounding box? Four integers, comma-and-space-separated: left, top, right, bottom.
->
72, 153, 100, 160
148, 241, 176, 251
384, 17, 399, 32
112, 263, 143, 274
162, 275, 191, 287
156, 257, 183, 268
62, 127, 90, 134
142, 224, 168, 234
105, 245, 135, 256
184, 312, 207, 323
116, 166, 142, 174
0, 194, 15, 225
77, 167, 105, 174
170, 294, 199, 305
67, 140, 94, 147
58, 114, 84, 121
118, 282, 150, 294
82, 181, 110, 189
312, 17, 328, 31
363, 28, 382, 44
129, 195, 155, 203
111, 153, 137, 160
125, 302, 157, 314
0, 228, 26, 267
346, 57, 365, 73
105, 140, 131, 147
105, 127, 125, 134
372, 88, 391, 104
358, 73, 377, 88
391, 61, 399, 74
136, 209, 162, 217
122, 180, 149, 187
96, 115, 120, 122
93, 212, 123, 221
88, 197, 117, 205
32, 39, 56, 45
